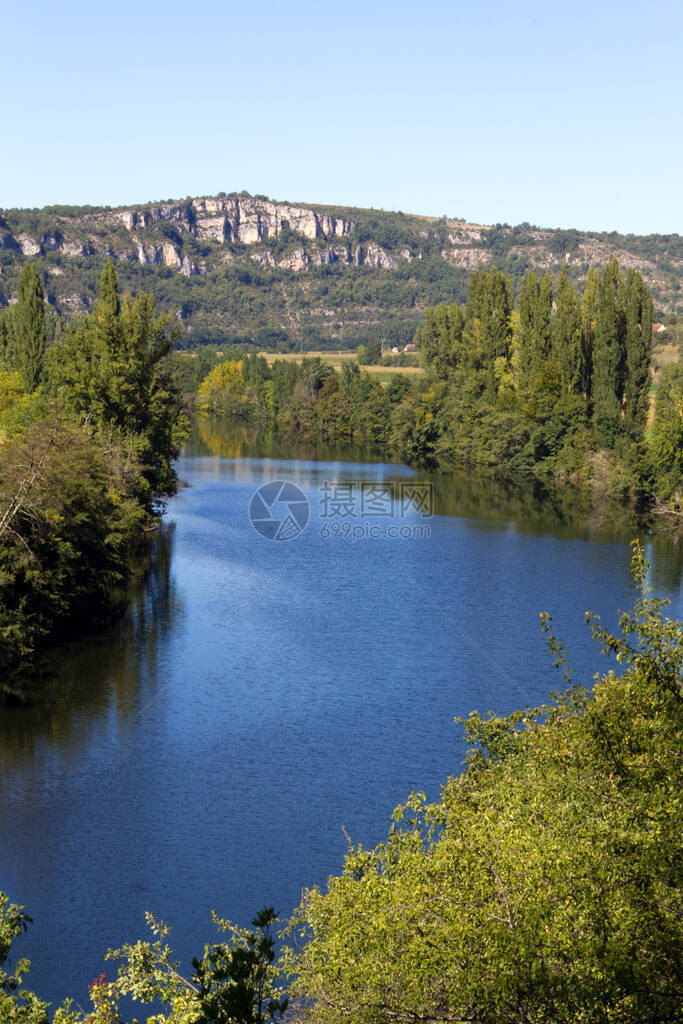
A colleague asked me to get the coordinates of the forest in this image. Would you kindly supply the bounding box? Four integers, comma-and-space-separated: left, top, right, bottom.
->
195, 262, 683, 516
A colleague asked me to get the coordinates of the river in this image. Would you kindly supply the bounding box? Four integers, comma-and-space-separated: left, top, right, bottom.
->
1, 421, 681, 1012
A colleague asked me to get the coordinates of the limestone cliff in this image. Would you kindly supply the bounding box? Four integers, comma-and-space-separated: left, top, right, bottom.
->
0, 192, 680, 344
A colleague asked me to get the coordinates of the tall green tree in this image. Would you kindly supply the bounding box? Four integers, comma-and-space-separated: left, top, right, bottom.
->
621, 268, 653, 439
0, 309, 10, 366
579, 266, 600, 402
464, 267, 513, 399
9, 264, 46, 392
553, 267, 586, 395
650, 363, 683, 500
416, 302, 465, 380
592, 259, 625, 445
516, 270, 553, 392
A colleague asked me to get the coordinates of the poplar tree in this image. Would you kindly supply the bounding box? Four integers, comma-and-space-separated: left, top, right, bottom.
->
0, 309, 9, 365
464, 267, 512, 399
10, 264, 46, 392
592, 260, 625, 444
416, 303, 465, 380
553, 268, 585, 395
580, 267, 600, 402
517, 270, 553, 392
622, 268, 653, 439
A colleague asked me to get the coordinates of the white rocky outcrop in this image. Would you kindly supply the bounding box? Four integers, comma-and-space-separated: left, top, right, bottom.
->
355, 243, 397, 269
161, 243, 183, 270
279, 247, 310, 271
116, 196, 355, 247
61, 240, 90, 257
196, 215, 229, 242
448, 228, 483, 244
442, 247, 490, 269
137, 243, 158, 265
18, 235, 41, 256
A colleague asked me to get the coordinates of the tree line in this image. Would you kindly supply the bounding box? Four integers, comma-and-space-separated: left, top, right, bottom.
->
0, 261, 186, 675
195, 261, 682, 514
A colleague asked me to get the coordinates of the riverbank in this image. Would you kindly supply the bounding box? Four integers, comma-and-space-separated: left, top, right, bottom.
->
192, 414, 668, 537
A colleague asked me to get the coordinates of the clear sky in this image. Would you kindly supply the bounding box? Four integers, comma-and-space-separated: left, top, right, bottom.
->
4, 0, 682, 234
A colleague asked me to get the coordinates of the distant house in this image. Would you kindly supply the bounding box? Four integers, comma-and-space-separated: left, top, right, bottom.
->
404, 342, 416, 352
652, 323, 667, 334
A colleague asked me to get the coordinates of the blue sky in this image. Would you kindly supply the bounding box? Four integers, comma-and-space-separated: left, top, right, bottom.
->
4, 0, 682, 233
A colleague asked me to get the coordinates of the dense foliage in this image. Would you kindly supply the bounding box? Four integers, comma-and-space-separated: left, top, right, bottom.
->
195, 262, 682, 513
1, 546, 681, 1022
0, 261, 185, 674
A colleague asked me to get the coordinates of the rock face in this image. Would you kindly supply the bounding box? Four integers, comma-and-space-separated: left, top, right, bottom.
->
132, 195, 356, 246
0, 192, 679, 325
18, 235, 41, 257
360, 243, 397, 269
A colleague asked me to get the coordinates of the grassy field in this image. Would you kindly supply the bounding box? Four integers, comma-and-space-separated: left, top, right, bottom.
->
257, 350, 423, 384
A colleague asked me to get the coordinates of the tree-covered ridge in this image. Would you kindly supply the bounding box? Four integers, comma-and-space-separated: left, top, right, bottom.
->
0, 261, 186, 675
1, 545, 681, 1022
0, 192, 681, 353
195, 262, 683, 516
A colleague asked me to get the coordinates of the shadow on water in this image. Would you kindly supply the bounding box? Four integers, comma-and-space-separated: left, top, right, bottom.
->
0, 524, 179, 754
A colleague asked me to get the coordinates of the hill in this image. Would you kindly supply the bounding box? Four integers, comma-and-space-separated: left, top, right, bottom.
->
0, 192, 681, 349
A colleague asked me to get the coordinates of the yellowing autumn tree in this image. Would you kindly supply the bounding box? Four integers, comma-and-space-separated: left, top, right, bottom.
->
197, 360, 250, 416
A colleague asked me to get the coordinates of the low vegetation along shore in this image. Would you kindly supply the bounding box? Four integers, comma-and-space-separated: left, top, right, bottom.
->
1, 545, 681, 1023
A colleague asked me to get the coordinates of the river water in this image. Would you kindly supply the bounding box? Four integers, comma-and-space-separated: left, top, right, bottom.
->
1, 421, 681, 1011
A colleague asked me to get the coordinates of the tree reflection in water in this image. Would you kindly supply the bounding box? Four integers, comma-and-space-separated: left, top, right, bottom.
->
0, 524, 178, 761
